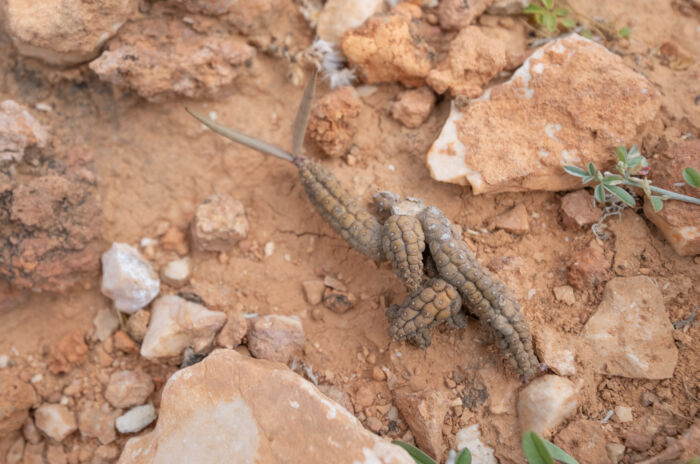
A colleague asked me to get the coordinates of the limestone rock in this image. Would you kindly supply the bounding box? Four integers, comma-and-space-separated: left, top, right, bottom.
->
341, 4, 434, 87
247, 315, 305, 364
455, 424, 496, 464
488, 204, 529, 234
140, 295, 227, 360
0, 372, 37, 436
1, 0, 136, 66
161, 258, 191, 287
0, 100, 49, 165
560, 190, 601, 229
391, 87, 436, 129
191, 195, 249, 252
517, 375, 578, 437
427, 26, 506, 98
89, 17, 255, 102
104, 370, 155, 409
78, 402, 120, 445
115, 404, 157, 434
117, 350, 413, 463
93, 307, 120, 342
316, 0, 386, 44
643, 140, 700, 256
34, 404, 77, 442
438, 0, 494, 30
613, 406, 633, 423
101, 243, 160, 314
216, 311, 247, 349
554, 420, 609, 464
427, 35, 660, 194
581, 276, 678, 379
307, 86, 362, 158
567, 242, 608, 290
394, 389, 449, 460
533, 326, 576, 376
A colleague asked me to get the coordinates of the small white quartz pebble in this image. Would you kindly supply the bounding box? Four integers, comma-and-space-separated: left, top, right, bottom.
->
115, 404, 157, 434
101, 243, 160, 314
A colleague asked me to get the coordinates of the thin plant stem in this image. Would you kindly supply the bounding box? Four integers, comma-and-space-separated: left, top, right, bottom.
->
623, 179, 700, 205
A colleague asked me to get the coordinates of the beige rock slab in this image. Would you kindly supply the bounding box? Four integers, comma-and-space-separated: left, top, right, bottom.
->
118, 350, 413, 463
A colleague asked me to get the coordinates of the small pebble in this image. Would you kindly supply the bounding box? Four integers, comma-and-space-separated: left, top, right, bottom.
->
264, 241, 275, 257
115, 404, 157, 434
161, 257, 191, 287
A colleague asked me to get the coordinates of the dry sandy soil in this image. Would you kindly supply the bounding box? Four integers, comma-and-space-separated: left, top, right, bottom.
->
0, 0, 698, 463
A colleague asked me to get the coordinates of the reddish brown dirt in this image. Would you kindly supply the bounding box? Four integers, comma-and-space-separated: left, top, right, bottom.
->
0, 0, 698, 463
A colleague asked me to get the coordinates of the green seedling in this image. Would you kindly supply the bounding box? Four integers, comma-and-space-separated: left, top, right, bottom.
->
522, 430, 579, 464
523, 0, 576, 34
564, 145, 700, 212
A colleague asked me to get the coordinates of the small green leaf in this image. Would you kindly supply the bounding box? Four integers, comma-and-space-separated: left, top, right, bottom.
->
580, 29, 593, 39
649, 196, 664, 212
587, 162, 596, 176
541, 0, 554, 9
594, 184, 606, 203
455, 448, 472, 464
543, 13, 557, 32
582, 175, 593, 184
392, 441, 437, 464
523, 3, 546, 13
683, 167, 700, 188
602, 174, 623, 185
560, 17, 576, 28
605, 185, 636, 207
543, 440, 580, 464
627, 156, 643, 168
628, 145, 640, 156
552, 7, 568, 16
564, 165, 588, 178
617, 26, 631, 38
522, 431, 555, 464
616, 146, 628, 163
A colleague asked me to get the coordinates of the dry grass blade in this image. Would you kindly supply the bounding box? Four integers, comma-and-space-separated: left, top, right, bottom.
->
292, 67, 317, 159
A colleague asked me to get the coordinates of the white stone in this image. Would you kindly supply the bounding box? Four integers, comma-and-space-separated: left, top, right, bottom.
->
0, 354, 9, 368
581, 276, 678, 379
101, 243, 160, 314
140, 295, 227, 360
93, 307, 120, 342
316, 0, 385, 44
34, 404, 77, 442
454, 424, 496, 464
517, 375, 578, 437
613, 406, 633, 423
0, 100, 49, 164
161, 257, 191, 287
115, 404, 157, 434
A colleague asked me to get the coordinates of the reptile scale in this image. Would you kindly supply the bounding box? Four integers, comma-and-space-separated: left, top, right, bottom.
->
187, 69, 541, 378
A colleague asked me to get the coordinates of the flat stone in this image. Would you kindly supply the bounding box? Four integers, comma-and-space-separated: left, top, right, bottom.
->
104, 370, 155, 409
391, 87, 436, 128
517, 375, 578, 437
427, 26, 506, 98
115, 404, 157, 434
191, 195, 249, 252
613, 405, 633, 423
560, 190, 601, 229
101, 243, 160, 314
34, 404, 77, 442
489, 204, 529, 234
581, 276, 678, 379
93, 307, 120, 342
117, 350, 413, 463
246, 315, 305, 364
643, 139, 700, 256
553, 285, 576, 305
316, 0, 385, 44
140, 295, 227, 360
554, 420, 609, 464
0, 100, 49, 165
427, 35, 660, 194
394, 389, 448, 460
533, 326, 576, 376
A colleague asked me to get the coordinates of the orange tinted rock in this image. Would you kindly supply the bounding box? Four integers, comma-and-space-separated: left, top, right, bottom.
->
560, 190, 601, 229
391, 87, 436, 128
0, 372, 37, 436
49, 331, 88, 375
438, 0, 494, 30
394, 389, 449, 460
489, 204, 529, 234
307, 86, 362, 158
567, 242, 608, 290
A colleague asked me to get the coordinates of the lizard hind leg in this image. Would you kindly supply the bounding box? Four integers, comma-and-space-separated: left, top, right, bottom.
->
385, 278, 463, 348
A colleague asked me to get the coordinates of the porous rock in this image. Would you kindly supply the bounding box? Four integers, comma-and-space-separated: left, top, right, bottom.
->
553, 420, 609, 464
191, 194, 249, 252
246, 315, 305, 364
0, 100, 49, 165
104, 370, 155, 409
216, 311, 247, 349
560, 190, 601, 229
581, 276, 678, 379
643, 140, 700, 256
307, 86, 362, 158
427, 26, 506, 98
391, 87, 436, 129
394, 388, 448, 460
438, 0, 494, 30
341, 4, 434, 87
140, 295, 227, 360
517, 375, 578, 437
101, 243, 160, 314
34, 404, 77, 442
48, 330, 88, 374
427, 35, 660, 194
316, 0, 386, 44
117, 350, 413, 463
89, 17, 255, 102
125, 309, 150, 343
1, 0, 136, 66
0, 372, 37, 436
